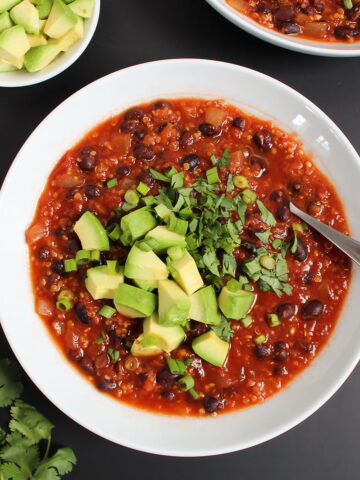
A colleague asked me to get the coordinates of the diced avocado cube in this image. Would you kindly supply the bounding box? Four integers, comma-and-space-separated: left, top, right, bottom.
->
0, 57, 17, 70
189, 285, 221, 326
124, 244, 168, 281
133, 278, 158, 291
44, 0, 78, 39
218, 285, 255, 320
48, 14, 82, 51
73, 211, 110, 251
27, 32, 46, 46
34, 0, 53, 19
114, 283, 157, 318
144, 226, 186, 254
143, 313, 184, 353
0, 25, 30, 68
24, 43, 60, 71
0, 12, 13, 33
131, 334, 163, 357
85, 265, 124, 300
68, 0, 93, 18
120, 206, 156, 241
158, 279, 191, 327
0, 0, 21, 14
10, 0, 40, 35
192, 330, 229, 367
169, 250, 204, 296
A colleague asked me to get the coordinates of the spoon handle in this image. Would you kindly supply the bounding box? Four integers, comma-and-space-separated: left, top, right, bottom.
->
289, 202, 360, 267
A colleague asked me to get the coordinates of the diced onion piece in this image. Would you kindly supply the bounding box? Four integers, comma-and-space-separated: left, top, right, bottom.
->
112, 133, 132, 156
36, 297, 54, 317
26, 223, 49, 244
204, 107, 227, 126
302, 22, 329, 38
55, 173, 85, 188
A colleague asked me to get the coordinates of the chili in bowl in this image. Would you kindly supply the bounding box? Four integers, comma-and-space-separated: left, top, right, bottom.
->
0, 59, 359, 455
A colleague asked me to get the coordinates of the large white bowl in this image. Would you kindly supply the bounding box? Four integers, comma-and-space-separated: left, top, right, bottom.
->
0, 0, 100, 88
206, 0, 360, 57
0, 59, 359, 456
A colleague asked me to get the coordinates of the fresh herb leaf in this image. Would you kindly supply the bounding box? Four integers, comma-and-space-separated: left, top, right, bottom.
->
33, 447, 77, 480
107, 348, 120, 363
9, 401, 54, 445
222, 254, 237, 277
203, 247, 220, 276
212, 316, 233, 342
0, 359, 23, 408
226, 174, 234, 193
218, 148, 232, 168
149, 168, 171, 182
171, 171, 184, 189
256, 200, 277, 227
1, 461, 29, 480
255, 230, 271, 244
0, 432, 40, 475
290, 232, 298, 254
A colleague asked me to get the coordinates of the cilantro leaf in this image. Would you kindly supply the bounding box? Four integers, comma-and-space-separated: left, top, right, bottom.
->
0, 359, 23, 408
212, 316, 233, 342
226, 174, 234, 193
149, 168, 171, 182
9, 401, 54, 444
256, 200, 277, 227
33, 448, 77, 480
218, 148, 232, 168
255, 230, 271, 244
171, 171, 184, 189
203, 247, 220, 276
290, 232, 298, 254
222, 254, 237, 277
1, 462, 28, 480
0, 432, 40, 474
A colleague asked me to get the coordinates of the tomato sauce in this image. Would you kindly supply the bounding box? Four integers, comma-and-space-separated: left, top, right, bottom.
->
26, 98, 351, 416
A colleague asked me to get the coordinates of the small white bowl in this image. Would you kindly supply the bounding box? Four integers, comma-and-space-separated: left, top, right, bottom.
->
0, 0, 100, 88
206, 0, 360, 57
0, 59, 360, 456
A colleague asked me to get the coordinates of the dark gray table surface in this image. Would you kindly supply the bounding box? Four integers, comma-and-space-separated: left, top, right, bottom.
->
0, 0, 359, 477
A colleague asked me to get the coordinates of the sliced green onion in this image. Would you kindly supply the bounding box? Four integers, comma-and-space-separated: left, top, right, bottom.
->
56, 297, 72, 312
260, 255, 276, 270
137, 241, 152, 252
137, 182, 150, 195
113, 207, 122, 217
107, 223, 121, 241
168, 214, 188, 235
189, 388, 199, 399
206, 167, 220, 185
178, 375, 195, 392
226, 278, 241, 292
343, 0, 353, 9
167, 358, 187, 375
122, 202, 136, 212
184, 358, 193, 367
124, 356, 139, 371
124, 189, 140, 205
99, 305, 116, 318
142, 195, 155, 206
292, 222, 304, 234
107, 260, 119, 275
91, 250, 101, 262
241, 189, 257, 205
241, 315, 253, 328
108, 348, 120, 363
233, 175, 248, 189
267, 313, 281, 327
272, 238, 282, 250
155, 203, 171, 220
107, 178, 118, 189
64, 258, 77, 272
254, 334, 266, 344
75, 249, 91, 265
167, 246, 185, 261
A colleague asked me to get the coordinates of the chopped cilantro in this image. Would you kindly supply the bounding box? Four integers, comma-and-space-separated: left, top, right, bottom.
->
255, 230, 271, 244
222, 254, 237, 277
108, 348, 120, 363
290, 232, 298, 254
0, 359, 23, 408
149, 168, 171, 182
218, 148, 232, 168
171, 171, 184, 189
256, 200, 277, 227
212, 316, 233, 342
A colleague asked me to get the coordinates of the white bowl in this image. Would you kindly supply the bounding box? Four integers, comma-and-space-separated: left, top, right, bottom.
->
0, 0, 100, 88
0, 59, 359, 456
206, 0, 360, 57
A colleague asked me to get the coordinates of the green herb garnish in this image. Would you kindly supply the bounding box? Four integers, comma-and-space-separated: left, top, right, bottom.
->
256, 200, 277, 227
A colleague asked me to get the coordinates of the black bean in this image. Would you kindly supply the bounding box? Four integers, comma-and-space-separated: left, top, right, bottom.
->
249, 155, 268, 176
218, 217, 228, 224
334, 26, 359, 39
273, 366, 288, 376
68, 349, 84, 362
270, 190, 287, 203
290, 236, 308, 262
289, 181, 302, 194
157, 123, 167, 134
117, 165, 131, 176
139, 169, 155, 186
275, 202, 290, 222
179, 130, 194, 149
74, 302, 91, 325
120, 120, 139, 132
37, 246, 51, 261
252, 130, 273, 152
51, 260, 65, 276
241, 241, 258, 253
274, 5, 295, 21
106, 216, 118, 227
154, 100, 171, 109
280, 21, 301, 35
254, 344, 272, 359
134, 128, 147, 140
156, 369, 180, 386
190, 320, 209, 337
232, 117, 246, 130
204, 396, 222, 413
276, 303, 296, 321
66, 238, 81, 255
180, 154, 200, 171
314, 1, 324, 13
273, 341, 288, 362
80, 357, 95, 374
302, 271, 313, 285
296, 339, 315, 355
346, 5, 360, 20
78, 146, 97, 171
124, 108, 145, 121
301, 299, 324, 320
65, 187, 78, 199
137, 373, 147, 383
161, 390, 175, 401
199, 123, 218, 137
133, 143, 155, 161
85, 184, 101, 199
97, 378, 117, 391
257, 2, 271, 13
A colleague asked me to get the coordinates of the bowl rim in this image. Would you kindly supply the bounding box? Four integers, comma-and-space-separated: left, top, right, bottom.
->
206, 0, 360, 57
1, 59, 360, 456
0, 0, 101, 88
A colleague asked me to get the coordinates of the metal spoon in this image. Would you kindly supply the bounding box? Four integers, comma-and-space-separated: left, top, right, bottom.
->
289, 202, 360, 267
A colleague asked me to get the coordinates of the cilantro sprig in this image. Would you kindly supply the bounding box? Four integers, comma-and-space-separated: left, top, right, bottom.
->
0, 358, 77, 480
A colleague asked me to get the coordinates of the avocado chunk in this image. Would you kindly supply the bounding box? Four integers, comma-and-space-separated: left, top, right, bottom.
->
131, 334, 163, 357
114, 283, 157, 318
124, 244, 168, 281
33, 0, 53, 19
24, 43, 60, 71
73, 211, 110, 251
0, 25, 29, 68
120, 207, 156, 241
144, 226, 186, 254
189, 285, 221, 326
158, 279, 191, 327
44, 0, 77, 39
0, 57, 17, 70
68, 0, 93, 18
27, 32, 46, 46
192, 330, 229, 367
218, 284, 255, 320
85, 265, 124, 300
0, 0, 21, 14
143, 313, 184, 352
48, 14, 82, 51
10, 0, 40, 34
133, 278, 157, 291
168, 249, 204, 296
0, 12, 13, 33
